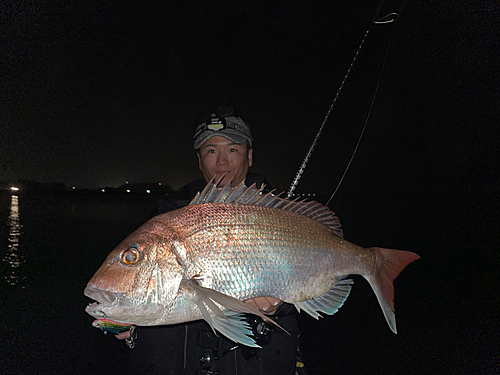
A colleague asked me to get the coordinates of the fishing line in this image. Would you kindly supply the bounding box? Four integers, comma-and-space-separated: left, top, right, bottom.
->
287, 1, 407, 200
326, 3, 408, 206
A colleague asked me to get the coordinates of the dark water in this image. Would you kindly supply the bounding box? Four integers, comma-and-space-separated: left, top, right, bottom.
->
0, 194, 157, 375
0, 194, 497, 374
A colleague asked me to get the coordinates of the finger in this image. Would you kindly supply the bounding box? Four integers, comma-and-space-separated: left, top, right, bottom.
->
244, 297, 269, 312
244, 298, 261, 311
257, 297, 280, 313
244, 297, 283, 314
266, 297, 283, 308
261, 297, 283, 315
115, 330, 131, 340
253, 297, 272, 312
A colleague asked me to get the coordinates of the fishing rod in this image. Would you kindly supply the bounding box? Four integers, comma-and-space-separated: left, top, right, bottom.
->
286, 1, 403, 200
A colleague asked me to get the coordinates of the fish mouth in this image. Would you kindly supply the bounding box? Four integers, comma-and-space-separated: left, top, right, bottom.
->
84, 287, 120, 318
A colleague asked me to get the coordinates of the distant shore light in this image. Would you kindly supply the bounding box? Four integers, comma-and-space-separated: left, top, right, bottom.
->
158, 182, 162, 185
101, 189, 105, 193
126, 189, 131, 193
72, 186, 76, 190
146, 190, 151, 193
10, 187, 19, 192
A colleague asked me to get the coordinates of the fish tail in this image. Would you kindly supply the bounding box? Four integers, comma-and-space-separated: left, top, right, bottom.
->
365, 247, 420, 334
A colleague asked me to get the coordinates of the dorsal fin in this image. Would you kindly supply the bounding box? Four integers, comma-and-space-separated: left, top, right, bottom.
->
190, 179, 343, 238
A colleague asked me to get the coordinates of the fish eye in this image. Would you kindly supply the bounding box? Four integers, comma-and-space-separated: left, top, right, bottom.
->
121, 246, 141, 265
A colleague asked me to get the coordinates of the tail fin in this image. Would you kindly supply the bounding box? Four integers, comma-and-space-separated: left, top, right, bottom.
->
364, 247, 420, 334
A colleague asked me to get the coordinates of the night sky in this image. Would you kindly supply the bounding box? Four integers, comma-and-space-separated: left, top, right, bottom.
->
3, 0, 496, 196
2, 1, 499, 373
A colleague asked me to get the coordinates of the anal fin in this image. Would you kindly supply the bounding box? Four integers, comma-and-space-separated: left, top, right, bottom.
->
294, 279, 353, 319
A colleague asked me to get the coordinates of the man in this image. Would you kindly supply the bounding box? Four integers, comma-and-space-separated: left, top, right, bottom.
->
121, 107, 301, 375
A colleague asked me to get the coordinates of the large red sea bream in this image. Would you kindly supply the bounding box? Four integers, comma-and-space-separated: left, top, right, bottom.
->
85, 181, 419, 346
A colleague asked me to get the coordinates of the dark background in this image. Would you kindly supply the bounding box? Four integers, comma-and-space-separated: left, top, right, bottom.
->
1, 0, 499, 374
2, 0, 497, 195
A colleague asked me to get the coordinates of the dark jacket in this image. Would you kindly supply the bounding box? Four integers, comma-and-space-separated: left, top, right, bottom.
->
127, 174, 299, 375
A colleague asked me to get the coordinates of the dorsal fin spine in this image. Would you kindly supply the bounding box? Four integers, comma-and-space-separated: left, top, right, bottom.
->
189, 180, 343, 238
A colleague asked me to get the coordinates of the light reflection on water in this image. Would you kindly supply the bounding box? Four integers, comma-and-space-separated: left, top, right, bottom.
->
2, 195, 25, 286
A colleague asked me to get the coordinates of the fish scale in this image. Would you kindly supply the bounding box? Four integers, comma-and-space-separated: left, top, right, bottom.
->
85, 181, 419, 347
176, 204, 348, 304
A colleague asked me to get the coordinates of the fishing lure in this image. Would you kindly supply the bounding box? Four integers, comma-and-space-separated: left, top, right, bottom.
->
92, 318, 132, 335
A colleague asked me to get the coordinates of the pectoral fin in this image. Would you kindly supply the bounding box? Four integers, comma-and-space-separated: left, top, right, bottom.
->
212, 311, 261, 348
187, 280, 285, 346
294, 279, 353, 319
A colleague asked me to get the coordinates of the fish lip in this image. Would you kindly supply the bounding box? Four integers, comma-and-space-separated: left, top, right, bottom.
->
84, 287, 122, 318
84, 287, 118, 306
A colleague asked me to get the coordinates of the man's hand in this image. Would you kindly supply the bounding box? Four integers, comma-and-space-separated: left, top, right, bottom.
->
245, 296, 282, 315
115, 330, 130, 340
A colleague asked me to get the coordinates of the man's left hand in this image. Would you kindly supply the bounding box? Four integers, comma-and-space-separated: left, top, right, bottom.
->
245, 296, 282, 315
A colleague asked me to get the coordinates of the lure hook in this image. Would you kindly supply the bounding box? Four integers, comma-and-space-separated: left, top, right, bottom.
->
125, 325, 137, 349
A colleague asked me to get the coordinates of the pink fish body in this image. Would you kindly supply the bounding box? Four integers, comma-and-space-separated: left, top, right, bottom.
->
85, 182, 419, 346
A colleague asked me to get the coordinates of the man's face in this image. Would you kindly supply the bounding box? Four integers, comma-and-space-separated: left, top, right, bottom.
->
197, 135, 253, 187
